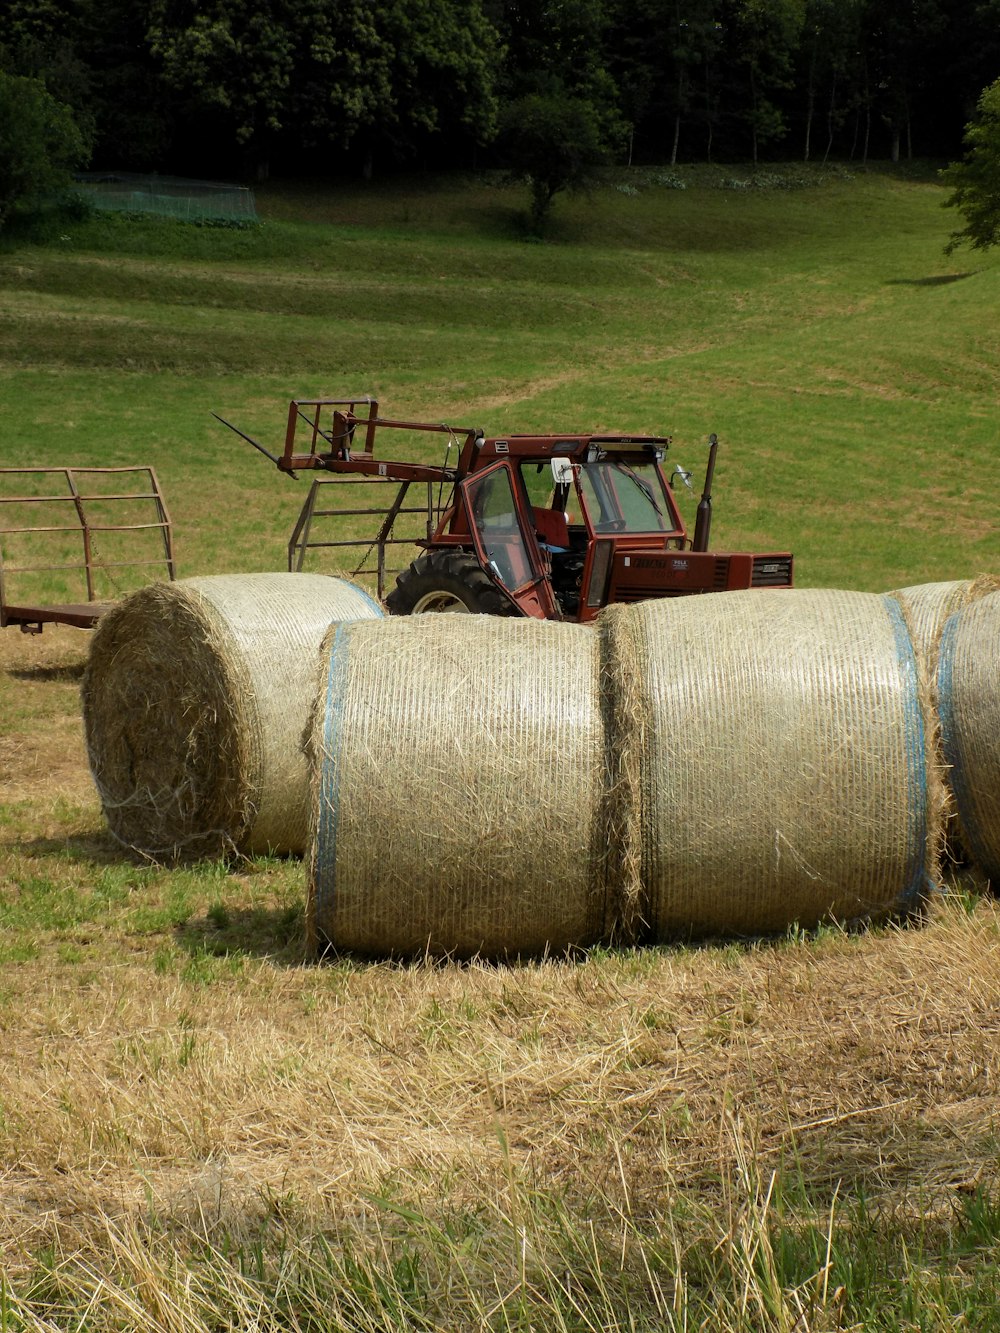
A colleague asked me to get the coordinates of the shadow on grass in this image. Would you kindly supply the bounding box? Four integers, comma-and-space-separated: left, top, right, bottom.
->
175, 903, 309, 966
173, 908, 587, 970
9, 829, 125, 865
886, 272, 975, 286
7, 661, 86, 683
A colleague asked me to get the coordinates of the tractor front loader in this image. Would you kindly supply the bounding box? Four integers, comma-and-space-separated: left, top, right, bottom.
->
218, 396, 793, 621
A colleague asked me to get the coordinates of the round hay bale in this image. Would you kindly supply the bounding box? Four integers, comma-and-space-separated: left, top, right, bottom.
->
602, 588, 937, 940
308, 615, 609, 959
937, 592, 1000, 883
888, 575, 1000, 675
887, 576, 1000, 852
83, 573, 382, 859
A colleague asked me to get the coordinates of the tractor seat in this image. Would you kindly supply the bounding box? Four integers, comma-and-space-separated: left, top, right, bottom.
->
532, 506, 570, 551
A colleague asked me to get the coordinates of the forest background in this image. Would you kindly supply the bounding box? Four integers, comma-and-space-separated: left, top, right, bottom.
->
2, 0, 999, 190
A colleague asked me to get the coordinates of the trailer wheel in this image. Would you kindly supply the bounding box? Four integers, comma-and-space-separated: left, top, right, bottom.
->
386, 551, 521, 616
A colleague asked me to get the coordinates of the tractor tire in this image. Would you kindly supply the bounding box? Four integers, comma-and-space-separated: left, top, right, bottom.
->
386, 550, 522, 616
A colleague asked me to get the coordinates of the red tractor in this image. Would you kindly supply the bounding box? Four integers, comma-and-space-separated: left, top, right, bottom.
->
220, 396, 793, 621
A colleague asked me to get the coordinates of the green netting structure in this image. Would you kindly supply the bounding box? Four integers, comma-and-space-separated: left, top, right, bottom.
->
75, 172, 257, 223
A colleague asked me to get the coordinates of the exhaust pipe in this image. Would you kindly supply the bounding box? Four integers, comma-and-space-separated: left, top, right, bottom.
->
692, 433, 718, 552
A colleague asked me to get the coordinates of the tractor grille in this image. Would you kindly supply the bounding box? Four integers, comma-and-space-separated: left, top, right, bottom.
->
610, 551, 792, 603
612, 555, 730, 601
614, 585, 694, 603
751, 556, 793, 587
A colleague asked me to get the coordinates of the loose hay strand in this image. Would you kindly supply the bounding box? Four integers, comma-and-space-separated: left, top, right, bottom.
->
596, 605, 648, 946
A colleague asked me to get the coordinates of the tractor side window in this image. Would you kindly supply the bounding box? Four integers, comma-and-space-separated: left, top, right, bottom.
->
519, 461, 557, 509
464, 466, 536, 591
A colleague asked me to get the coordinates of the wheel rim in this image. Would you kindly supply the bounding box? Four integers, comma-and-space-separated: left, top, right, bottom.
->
410, 589, 472, 614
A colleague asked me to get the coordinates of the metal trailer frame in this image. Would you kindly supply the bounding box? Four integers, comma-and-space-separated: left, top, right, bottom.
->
0, 466, 175, 633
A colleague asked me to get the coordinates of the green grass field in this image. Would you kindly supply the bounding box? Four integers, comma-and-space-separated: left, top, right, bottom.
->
1, 164, 999, 1330
2, 162, 997, 592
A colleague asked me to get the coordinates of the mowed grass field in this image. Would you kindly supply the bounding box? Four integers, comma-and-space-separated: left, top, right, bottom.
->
1, 164, 999, 1329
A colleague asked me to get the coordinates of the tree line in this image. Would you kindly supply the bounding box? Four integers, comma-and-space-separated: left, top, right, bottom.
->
1, 0, 998, 186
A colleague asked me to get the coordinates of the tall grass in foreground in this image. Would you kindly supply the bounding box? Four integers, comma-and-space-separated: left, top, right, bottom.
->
0, 865, 999, 1332
5, 1127, 1000, 1331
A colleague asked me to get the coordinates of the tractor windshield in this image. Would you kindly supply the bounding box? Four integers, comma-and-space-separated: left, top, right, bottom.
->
575, 460, 680, 535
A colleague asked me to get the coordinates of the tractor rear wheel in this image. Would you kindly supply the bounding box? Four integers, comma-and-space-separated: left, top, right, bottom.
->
386, 550, 520, 616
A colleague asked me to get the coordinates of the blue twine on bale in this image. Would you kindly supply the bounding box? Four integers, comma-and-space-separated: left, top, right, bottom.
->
937, 609, 998, 881
314, 622, 352, 937
347, 584, 384, 618
882, 594, 934, 912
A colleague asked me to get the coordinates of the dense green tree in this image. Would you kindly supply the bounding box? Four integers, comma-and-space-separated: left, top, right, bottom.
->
79, 0, 170, 167
0, 0, 95, 142
666, 0, 725, 163
798, 0, 863, 162
290, 0, 502, 176
942, 77, 1000, 253
605, 0, 723, 164
147, 0, 296, 176
499, 85, 624, 232
952, 1, 1000, 120
0, 70, 90, 225
1, 0, 998, 182
494, 0, 624, 228
0, 0, 167, 169
379, 0, 501, 154
863, 0, 946, 161
599, 0, 655, 163
497, 0, 610, 95
727, 0, 805, 164
148, 0, 501, 177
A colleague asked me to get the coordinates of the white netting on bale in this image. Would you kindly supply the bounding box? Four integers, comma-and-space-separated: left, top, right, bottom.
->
887, 576, 999, 851
938, 592, 1000, 884
82, 573, 382, 859
602, 588, 937, 940
888, 576, 1000, 673
308, 615, 610, 959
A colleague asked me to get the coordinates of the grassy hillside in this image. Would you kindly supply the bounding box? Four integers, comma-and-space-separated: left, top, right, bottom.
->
1, 163, 997, 591
0, 166, 999, 1330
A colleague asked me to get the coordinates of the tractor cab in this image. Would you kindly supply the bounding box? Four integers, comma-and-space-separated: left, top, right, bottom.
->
451, 438, 691, 621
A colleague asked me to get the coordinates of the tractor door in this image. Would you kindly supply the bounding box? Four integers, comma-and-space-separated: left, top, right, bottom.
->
460, 462, 558, 619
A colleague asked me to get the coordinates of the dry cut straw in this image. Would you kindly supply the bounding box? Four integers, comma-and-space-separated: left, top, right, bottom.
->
602, 588, 939, 940
83, 573, 381, 860
307, 615, 609, 959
